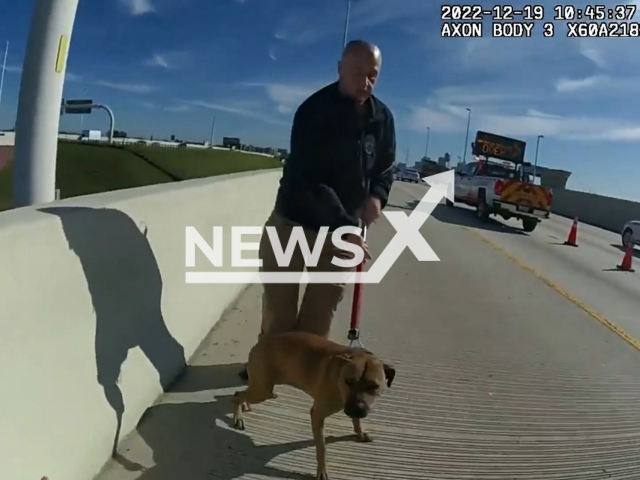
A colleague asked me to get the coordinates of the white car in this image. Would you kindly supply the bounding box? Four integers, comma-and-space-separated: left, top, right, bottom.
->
621, 220, 640, 248
398, 169, 421, 183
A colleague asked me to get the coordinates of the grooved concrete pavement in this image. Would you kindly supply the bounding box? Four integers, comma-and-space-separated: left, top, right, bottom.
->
96, 182, 640, 480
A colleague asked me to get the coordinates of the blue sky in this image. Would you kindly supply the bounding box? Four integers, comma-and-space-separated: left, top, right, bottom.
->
1, 0, 640, 200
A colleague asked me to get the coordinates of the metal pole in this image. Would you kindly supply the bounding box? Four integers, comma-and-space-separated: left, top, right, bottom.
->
0, 41, 8, 123
13, 0, 80, 207
462, 108, 471, 164
533, 134, 543, 180
209, 115, 216, 146
424, 126, 430, 158
342, 0, 351, 48
96, 104, 115, 143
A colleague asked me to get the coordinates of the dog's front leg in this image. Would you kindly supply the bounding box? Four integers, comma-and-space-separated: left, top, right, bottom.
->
351, 418, 373, 442
310, 404, 330, 480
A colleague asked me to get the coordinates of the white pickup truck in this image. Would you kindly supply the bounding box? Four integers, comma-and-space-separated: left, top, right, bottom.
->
447, 159, 553, 233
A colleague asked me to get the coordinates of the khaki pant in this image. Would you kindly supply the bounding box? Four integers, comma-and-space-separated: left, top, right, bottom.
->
258, 210, 357, 340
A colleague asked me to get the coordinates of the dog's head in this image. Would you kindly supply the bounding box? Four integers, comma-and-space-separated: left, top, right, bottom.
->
336, 350, 396, 420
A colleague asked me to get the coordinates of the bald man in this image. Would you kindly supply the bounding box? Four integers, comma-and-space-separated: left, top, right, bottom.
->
239, 40, 396, 379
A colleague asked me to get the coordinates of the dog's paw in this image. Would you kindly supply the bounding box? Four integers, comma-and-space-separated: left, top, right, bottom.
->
241, 402, 252, 412
233, 416, 245, 430
316, 468, 329, 480
356, 432, 373, 443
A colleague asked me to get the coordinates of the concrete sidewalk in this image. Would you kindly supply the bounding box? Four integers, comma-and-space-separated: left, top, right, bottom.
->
96, 183, 640, 480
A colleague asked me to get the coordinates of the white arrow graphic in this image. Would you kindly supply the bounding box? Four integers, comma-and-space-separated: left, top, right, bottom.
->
186, 170, 454, 284
363, 169, 454, 283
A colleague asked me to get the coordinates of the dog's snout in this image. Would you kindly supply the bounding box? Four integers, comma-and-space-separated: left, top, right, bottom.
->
344, 401, 369, 419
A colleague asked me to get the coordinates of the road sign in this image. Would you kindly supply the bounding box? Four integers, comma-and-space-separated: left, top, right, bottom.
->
63, 98, 92, 115
472, 131, 526, 163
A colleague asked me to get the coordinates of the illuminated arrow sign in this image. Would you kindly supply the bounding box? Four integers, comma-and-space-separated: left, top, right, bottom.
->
472, 131, 526, 163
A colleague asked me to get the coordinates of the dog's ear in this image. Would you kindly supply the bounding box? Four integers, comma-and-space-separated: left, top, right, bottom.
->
382, 363, 396, 387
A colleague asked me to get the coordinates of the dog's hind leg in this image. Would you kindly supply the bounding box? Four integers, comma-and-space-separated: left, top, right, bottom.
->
232, 382, 275, 430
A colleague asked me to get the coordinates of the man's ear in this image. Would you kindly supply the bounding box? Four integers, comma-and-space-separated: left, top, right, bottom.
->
382, 363, 396, 387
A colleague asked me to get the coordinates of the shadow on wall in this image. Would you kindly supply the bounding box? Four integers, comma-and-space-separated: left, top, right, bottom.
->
38, 206, 187, 458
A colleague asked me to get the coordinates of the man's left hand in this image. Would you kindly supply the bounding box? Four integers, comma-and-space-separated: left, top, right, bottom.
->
361, 196, 382, 225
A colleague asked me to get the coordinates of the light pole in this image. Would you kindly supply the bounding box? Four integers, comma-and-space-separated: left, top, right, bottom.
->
0, 41, 8, 124
342, 0, 352, 48
462, 107, 471, 164
209, 115, 216, 146
533, 134, 544, 181
424, 126, 430, 159
13, 0, 80, 207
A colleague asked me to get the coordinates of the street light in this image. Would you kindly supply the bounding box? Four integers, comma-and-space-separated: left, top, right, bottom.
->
533, 134, 544, 181
342, 0, 352, 48
424, 126, 430, 159
0, 41, 9, 124
462, 107, 471, 164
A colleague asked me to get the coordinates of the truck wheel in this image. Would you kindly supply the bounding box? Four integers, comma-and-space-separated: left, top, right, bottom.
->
476, 192, 490, 221
522, 218, 538, 232
622, 228, 634, 248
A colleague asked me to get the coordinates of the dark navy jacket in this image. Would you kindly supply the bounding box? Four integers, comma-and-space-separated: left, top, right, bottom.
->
274, 81, 396, 232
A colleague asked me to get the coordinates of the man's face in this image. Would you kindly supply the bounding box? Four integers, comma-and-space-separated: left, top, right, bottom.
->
338, 48, 381, 103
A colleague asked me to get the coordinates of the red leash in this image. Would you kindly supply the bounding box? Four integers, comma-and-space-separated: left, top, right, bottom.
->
348, 225, 367, 349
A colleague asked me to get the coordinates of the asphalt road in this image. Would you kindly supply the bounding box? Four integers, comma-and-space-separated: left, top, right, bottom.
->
401, 180, 640, 347
96, 181, 640, 480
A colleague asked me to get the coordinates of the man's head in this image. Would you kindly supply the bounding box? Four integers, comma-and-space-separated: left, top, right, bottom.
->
338, 40, 382, 103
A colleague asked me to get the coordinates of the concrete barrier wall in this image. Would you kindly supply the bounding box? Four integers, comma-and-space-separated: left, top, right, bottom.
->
0, 169, 281, 480
0, 131, 279, 157
551, 188, 640, 233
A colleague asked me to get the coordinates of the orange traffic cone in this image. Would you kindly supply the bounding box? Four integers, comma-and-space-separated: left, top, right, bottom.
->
617, 245, 635, 272
564, 216, 578, 247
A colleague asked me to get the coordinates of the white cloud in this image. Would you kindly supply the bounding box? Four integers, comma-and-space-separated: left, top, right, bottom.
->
408, 103, 640, 142
553, 74, 640, 95
119, 0, 155, 15
65, 72, 82, 82
239, 81, 329, 114
554, 75, 606, 92
165, 104, 190, 112
144, 54, 169, 69
579, 47, 607, 69
188, 99, 290, 126
143, 52, 189, 69
142, 102, 190, 112
93, 80, 155, 93
274, 0, 432, 44
407, 82, 640, 142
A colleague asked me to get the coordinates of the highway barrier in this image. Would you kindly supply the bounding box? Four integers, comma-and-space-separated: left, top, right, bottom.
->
0, 168, 281, 480
551, 188, 640, 235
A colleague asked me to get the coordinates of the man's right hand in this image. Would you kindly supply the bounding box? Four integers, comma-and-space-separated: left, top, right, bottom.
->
345, 233, 372, 262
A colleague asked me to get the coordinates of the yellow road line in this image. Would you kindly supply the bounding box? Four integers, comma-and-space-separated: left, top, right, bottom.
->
463, 227, 640, 354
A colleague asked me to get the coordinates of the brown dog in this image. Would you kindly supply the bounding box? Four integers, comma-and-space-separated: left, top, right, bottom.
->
232, 331, 396, 480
